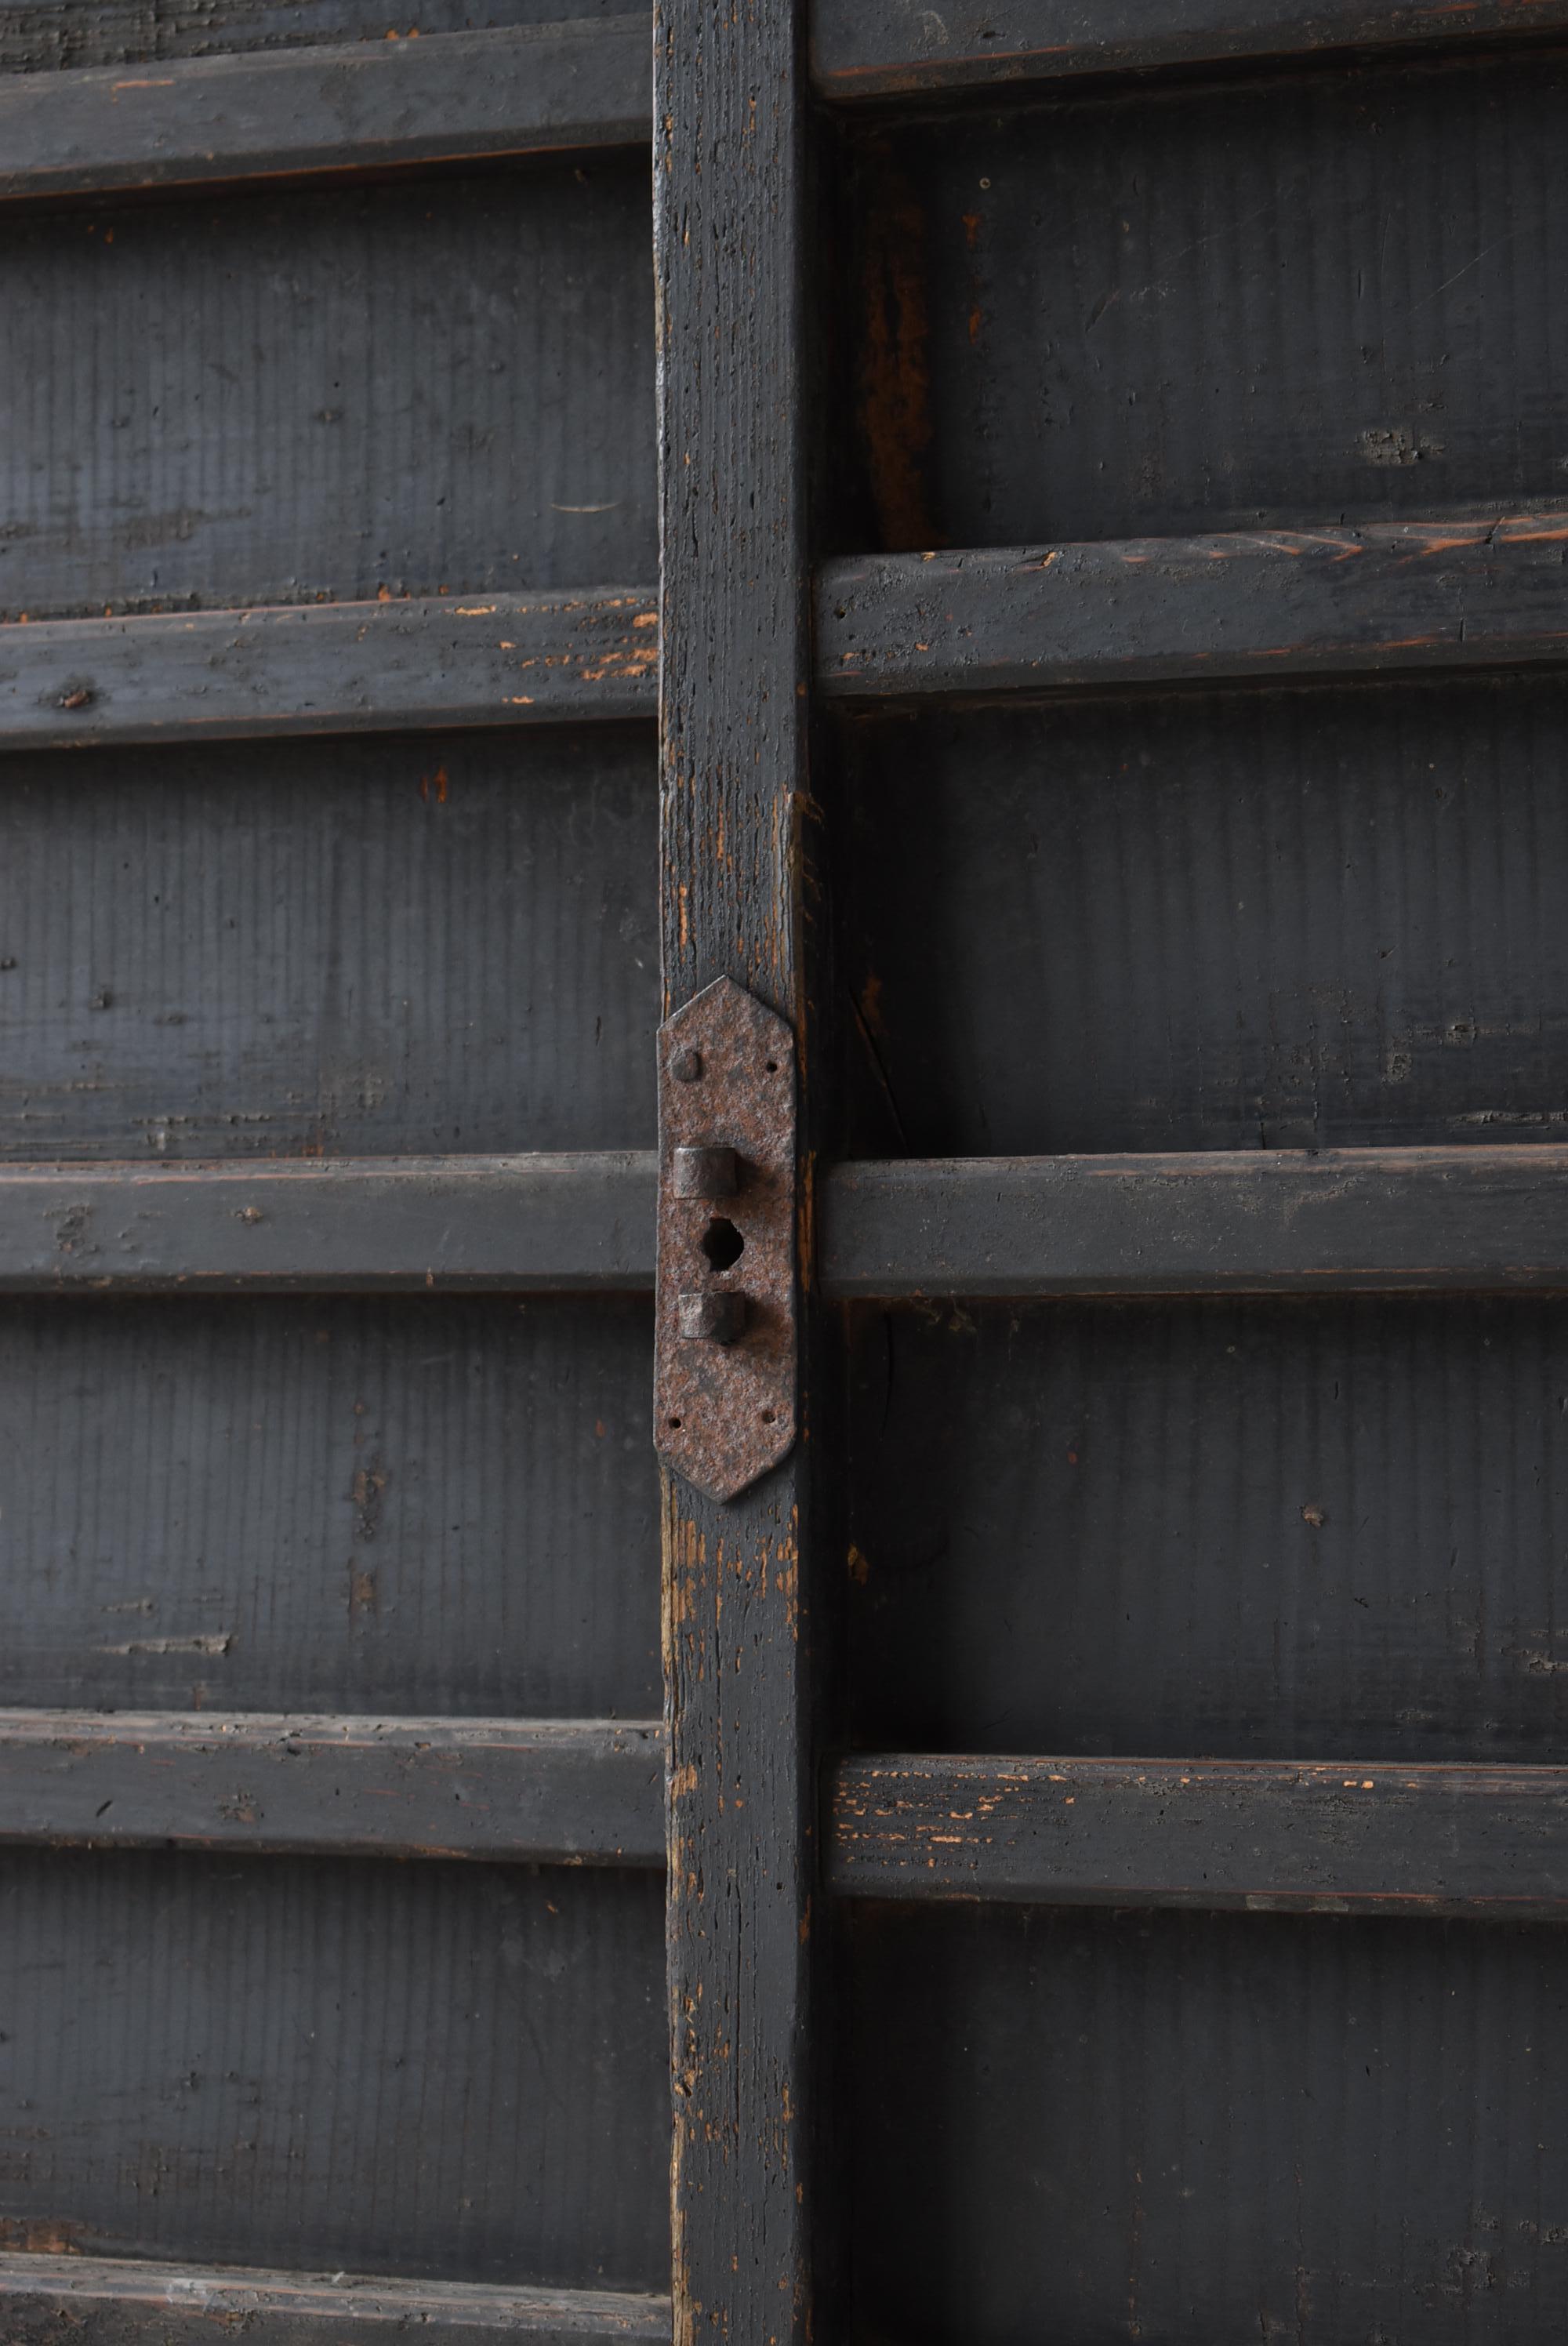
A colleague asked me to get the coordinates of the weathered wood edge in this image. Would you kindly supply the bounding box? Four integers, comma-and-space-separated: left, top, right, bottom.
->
0, 1155, 656, 1292
0, 18, 653, 199
0, 1711, 666, 1865
0, 2254, 670, 2344
0, 590, 658, 747
817, 521, 1568, 705
655, 0, 820, 2338
828, 1754, 1568, 1912
810, 0, 1568, 100
820, 1148, 1568, 1298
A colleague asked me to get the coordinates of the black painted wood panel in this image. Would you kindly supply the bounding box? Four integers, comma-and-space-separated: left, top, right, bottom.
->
849, 1904, 1568, 2346
840, 676, 1568, 1157
0, 1851, 667, 2288
0, 160, 654, 621
0, 1294, 658, 1716
0, 0, 648, 74
0, 725, 656, 1159
838, 47, 1568, 550
847, 1295, 1568, 1762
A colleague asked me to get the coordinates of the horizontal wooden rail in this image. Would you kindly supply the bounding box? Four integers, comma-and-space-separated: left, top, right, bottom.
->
817, 521, 1568, 704
5, 1147, 1566, 1298
811, 0, 1568, 99
0, 1712, 665, 1864
0, 2255, 670, 2345
0, 1155, 656, 1291
0, 589, 658, 750
828, 1753, 1568, 1912
819, 1148, 1568, 1298
0, 19, 652, 200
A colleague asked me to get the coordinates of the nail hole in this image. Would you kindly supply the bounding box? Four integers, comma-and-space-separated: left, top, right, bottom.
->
700, 1216, 745, 1272
760, 1408, 775, 1424
765, 1059, 779, 1072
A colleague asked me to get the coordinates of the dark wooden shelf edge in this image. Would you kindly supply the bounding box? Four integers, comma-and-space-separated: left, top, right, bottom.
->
817, 521, 1568, 705
0, 589, 659, 749
0, 2254, 670, 2344
0, 1711, 666, 1865
821, 1147, 1568, 1298
811, 0, 1568, 100
828, 1753, 1568, 1912
0, 20, 653, 200
0, 1154, 657, 1292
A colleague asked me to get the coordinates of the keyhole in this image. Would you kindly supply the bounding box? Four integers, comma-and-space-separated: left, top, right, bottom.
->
701, 1217, 745, 1272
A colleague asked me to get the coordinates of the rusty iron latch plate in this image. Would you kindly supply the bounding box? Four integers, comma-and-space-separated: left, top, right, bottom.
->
654, 978, 797, 1502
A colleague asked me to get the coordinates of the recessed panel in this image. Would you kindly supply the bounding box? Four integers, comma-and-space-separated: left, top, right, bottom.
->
850, 1904, 1568, 2346
848, 1295, 1568, 1762
0, 725, 656, 1159
0, 159, 655, 619
839, 48, 1568, 549
0, 1295, 658, 1717
0, 1851, 666, 2287
841, 677, 1568, 1155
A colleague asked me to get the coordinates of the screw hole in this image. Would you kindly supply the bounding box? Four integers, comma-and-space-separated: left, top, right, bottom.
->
765, 1059, 779, 1073
760, 1408, 775, 1424
668, 1415, 682, 1429
700, 1216, 745, 1272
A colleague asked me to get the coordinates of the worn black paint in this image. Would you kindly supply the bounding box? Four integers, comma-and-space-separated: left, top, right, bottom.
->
818, 521, 1568, 704
0, 726, 656, 1160
0, 1850, 669, 2287
847, 1294, 1568, 1762
812, 0, 1568, 95
0, 24, 652, 200
0, 1156, 657, 1291
821, 1148, 1568, 1297
0, 1295, 658, 1717
849, 1904, 1568, 2344
840, 675, 1568, 1156
0, 161, 655, 620
0, 1712, 665, 1864
829, 1753, 1568, 1910
0, 592, 659, 749
0, 2257, 670, 2346
838, 49, 1568, 549
0, 0, 647, 74
655, 0, 824, 2337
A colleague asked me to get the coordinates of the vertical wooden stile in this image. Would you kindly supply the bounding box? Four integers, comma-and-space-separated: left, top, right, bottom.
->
654, 2, 819, 2343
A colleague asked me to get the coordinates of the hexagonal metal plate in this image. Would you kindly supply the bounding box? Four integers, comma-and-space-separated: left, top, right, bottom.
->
654, 979, 797, 1502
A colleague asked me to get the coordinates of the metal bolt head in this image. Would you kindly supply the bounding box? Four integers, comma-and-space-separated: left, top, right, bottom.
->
672, 1143, 739, 1199
677, 1290, 746, 1345
670, 1048, 703, 1083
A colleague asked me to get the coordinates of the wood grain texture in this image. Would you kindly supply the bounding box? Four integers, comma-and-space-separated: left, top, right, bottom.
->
845, 1294, 1568, 1763
849, 1904, 1568, 2344
811, 0, 1568, 96
655, 1, 820, 2339
0, 0, 648, 74
829, 1753, 1568, 1910
0, 162, 654, 620
0, 1294, 658, 1719
0, 1851, 668, 2284
818, 521, 1568, 703
0, 2257, 669, 2346
0, 1711, 664, 1864
821, 1147, 1568, 1297
0, 1155, 655, 1291
839, 674, 1568, 1156
0, 727, 656, 1161
837, 52, 1568, 550
0, 592, 657, 747
0, 21, 652, 199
